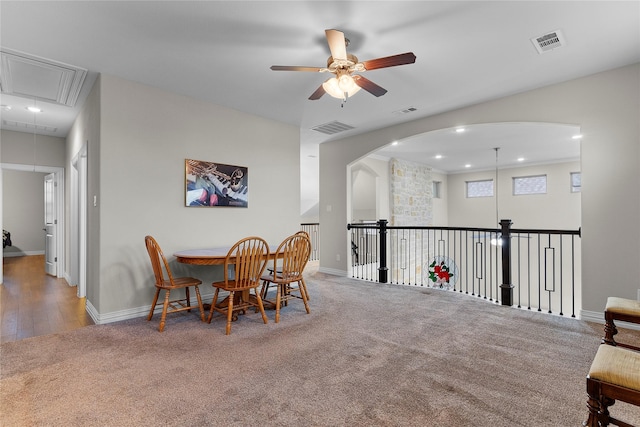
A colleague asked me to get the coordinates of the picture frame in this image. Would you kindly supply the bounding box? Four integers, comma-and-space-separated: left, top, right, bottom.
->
185, 159, 248, 207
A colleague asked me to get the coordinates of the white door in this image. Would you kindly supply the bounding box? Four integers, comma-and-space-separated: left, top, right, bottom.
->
44, 173, 57, 276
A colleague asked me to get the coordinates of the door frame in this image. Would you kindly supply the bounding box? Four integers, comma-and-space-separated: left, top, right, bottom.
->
0, 163, 65, 281
71, 145, 87, 297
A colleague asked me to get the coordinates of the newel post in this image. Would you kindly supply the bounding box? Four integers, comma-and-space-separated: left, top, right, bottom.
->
500, 219, 514, 306
378, 219, 389, 283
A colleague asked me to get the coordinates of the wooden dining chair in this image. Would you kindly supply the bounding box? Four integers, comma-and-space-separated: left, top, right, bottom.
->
260, 232, 312, 323
207, 236, 270, 335
262, 230, 311, 302
144, 235, 205, 332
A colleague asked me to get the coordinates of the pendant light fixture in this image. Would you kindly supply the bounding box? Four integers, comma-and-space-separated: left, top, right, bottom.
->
491, 147, 503, 246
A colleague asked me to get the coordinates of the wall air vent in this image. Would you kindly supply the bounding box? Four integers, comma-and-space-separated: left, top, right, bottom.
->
311, 121, 355, 135
531, 30, 565, 54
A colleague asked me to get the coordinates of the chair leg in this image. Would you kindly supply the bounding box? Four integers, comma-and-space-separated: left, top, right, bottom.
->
255, 290, 268, 324
207, 288, 220, 323
299, 282, 311, 314
159, 290, 171, 332
186, 286, 191, 311
147, 288, 161, 321
260, 281, 270, 300
275, 284, 282, 323
282, 284, 289, 307
194, 286, 205, 321
225, 291, 235, 335
300, 277, 310, 301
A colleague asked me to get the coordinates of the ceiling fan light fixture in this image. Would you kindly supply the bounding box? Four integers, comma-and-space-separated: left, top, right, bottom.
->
271, 29, 415, 101
322, 74, 361, 100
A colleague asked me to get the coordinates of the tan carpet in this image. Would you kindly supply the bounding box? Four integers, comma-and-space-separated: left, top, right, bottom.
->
2, 272, 639, 426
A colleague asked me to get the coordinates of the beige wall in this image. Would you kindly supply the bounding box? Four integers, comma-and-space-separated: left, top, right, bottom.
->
320, 63, 640, 318
69, 74, 301, 321
1, 130, 66, 167
432, 170, 448, 226
66, 75, 101, 306
447, 161, 581, 230
350, 156, 390, 223
2, 170, 47, 255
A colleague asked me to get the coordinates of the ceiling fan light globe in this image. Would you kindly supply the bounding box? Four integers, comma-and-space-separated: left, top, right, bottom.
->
322, 76, 361, 100
338, 74, 359, 93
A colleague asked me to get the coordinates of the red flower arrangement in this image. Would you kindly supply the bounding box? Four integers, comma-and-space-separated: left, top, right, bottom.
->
428, 259, 451, 285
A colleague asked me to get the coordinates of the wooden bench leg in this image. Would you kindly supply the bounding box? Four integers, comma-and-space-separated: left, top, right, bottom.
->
603, 312, 619, 346
584, 377, 602, 427
584, 378, 616, 426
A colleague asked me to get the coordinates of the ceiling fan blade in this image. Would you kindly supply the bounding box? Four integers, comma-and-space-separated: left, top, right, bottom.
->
353, 75, 387, 97
361, 52, 416, 71
325, 29, 347, 60
308, 84, 326, 100
271, 65, 322, 72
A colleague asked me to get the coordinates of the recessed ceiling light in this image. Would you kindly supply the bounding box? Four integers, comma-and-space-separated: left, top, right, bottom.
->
517, 157, 525, 162
435, 154, 442, 159
26, 106, 42, 113
465, 164, 471, 168
391, 141, 399, 146
456, 128, 466, 133
572, 134, 583, 140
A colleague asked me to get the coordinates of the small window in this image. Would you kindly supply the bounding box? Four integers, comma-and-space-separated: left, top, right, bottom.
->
513, 175, 547, 195
432, 181, 442, 198
466, 179, 494, 198
571, 172, 581, 193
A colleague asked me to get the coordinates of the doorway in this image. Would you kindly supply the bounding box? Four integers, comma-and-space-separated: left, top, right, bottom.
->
1, 163, 64, 284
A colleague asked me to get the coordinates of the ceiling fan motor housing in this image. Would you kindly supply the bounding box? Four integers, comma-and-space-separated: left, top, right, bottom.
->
327, 54, 363, 73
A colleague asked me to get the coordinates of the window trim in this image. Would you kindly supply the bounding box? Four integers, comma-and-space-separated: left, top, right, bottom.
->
466, 179, 494, 198
512, 174, 547, 196
432, 180, 442, 199
570, 172, 581, 193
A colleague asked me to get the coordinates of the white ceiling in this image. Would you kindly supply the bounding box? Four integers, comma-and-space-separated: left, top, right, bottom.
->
1, 1, 638, 174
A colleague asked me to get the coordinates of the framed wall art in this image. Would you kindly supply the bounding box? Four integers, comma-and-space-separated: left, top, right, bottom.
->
185, 159, 248, 207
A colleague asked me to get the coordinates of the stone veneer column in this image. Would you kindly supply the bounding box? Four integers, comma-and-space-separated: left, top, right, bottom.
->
390, 158, 433, 226
389, 158, 434, 284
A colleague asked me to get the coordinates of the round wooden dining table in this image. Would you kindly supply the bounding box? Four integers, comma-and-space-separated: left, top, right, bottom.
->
173, 245, 283, 313
173, 245, 282, 265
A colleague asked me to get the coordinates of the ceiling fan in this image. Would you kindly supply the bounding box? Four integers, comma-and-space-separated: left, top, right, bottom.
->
271, 29, 416, 102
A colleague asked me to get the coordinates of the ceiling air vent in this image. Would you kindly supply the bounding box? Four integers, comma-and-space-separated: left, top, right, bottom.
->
531, 30, 565, 54
311, 121, 355, 135
393, 106, 418, 115
2, 119, 58, 133
0, 48, 88, 107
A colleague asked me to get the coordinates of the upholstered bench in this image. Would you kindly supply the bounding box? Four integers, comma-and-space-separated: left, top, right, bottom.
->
584, 344, 640, 427
603, 297, 640, 351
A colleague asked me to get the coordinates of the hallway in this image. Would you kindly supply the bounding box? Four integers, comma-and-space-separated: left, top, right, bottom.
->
1, 255, 93, 343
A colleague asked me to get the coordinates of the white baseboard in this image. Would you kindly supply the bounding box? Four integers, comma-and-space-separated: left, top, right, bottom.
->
63, 272, 76, 287
3, 250, 45, 258
317, 267, 348, 277
580, 309, 640, 331
580, 310, 604, 324
87, 293, 215, 325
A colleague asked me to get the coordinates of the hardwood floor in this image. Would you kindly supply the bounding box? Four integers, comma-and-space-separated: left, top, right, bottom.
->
1, 255, 94, 343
